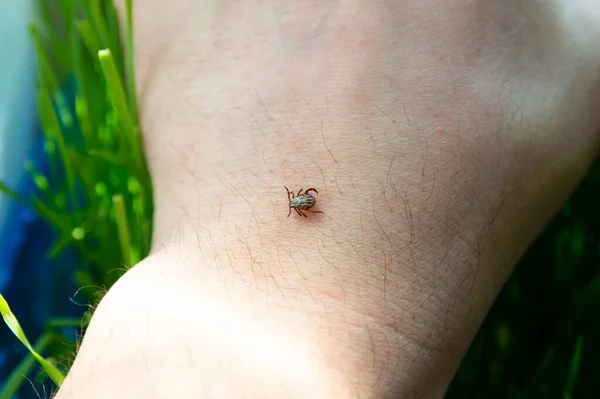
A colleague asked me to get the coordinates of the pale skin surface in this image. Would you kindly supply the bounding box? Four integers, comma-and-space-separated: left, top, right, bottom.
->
55, 1, 600, 398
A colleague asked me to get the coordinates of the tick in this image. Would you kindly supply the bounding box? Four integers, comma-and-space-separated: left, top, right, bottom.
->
285, 186, 323, 217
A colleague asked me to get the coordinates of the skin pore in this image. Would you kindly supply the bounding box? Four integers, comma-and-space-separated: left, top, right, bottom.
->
54, 1, 600, 398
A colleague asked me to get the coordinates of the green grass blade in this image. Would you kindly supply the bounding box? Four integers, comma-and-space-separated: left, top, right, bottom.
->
47, 230, 74, 258
32, 197, 71, 232
98, 49, 134, 144
29, 24, 59, 94
89, 0, 111, 52
72, 20, 99, 143
113, 194, 134, 267
564, 336, 583, 399
75, 18, 101, 57
0, 295, 65, 385
37, 86, 75, 199
89, 0, 124, 76
0, 181, 28, 204
88, 148, 124, 166
46, 317, 84, 329
124, 0, 138, 125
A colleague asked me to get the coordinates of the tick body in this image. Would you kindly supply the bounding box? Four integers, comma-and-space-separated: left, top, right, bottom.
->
285, 186, 323, 217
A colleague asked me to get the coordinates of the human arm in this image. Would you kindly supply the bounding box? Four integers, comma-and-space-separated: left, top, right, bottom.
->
54, 1, 600, 398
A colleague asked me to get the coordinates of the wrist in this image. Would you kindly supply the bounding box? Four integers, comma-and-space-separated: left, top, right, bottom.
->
95, 224, 472, 397
55, 248, 382, 398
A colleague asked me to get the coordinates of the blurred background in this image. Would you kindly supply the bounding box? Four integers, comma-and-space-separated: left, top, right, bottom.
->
0, 2, 80, 398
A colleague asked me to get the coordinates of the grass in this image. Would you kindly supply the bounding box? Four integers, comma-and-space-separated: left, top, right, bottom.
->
0, 1, 599, 398
0, 0, 152, 397
447, 162, 600, 399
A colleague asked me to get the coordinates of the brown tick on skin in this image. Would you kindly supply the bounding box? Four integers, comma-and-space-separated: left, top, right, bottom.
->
285, 186, 323, 217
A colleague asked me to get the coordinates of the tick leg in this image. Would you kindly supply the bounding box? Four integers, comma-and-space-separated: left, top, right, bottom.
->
295, 208, 307, 217
305, 188, 318, 195
288, 206, 292, 217
297, 188, 304, 196
284, 186, 292, 201
308, 210, 323, 214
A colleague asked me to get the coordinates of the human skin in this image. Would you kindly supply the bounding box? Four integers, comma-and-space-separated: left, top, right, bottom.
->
55, 1, 600, 398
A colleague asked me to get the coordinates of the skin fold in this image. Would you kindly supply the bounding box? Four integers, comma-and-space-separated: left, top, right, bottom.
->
55, 1, 600, 398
